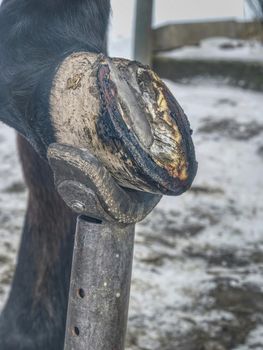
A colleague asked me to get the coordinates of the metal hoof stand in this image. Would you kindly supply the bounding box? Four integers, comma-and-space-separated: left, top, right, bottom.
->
64, 216, 135, 350
48, 143, 160, 350
47, 49, 196, 346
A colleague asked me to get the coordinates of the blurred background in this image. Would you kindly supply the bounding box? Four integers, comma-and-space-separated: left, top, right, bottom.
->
0, 1, 263, 349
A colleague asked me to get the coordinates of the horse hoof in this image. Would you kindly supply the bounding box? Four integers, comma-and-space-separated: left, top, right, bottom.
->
50, 52, 197, 195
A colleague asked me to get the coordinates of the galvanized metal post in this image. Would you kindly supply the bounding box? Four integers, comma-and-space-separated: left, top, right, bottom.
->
134, 0, 154, 66
64, 216, 135, 350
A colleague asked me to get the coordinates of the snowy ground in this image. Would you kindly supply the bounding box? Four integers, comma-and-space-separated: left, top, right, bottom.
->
0, 79, 263, 349
158, 38, 263, 63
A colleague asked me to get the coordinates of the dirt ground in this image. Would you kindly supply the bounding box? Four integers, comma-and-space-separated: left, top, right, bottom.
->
0, 80, 263, 350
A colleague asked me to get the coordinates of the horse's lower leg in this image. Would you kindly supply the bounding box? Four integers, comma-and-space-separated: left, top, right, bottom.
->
0, 135, 76, 350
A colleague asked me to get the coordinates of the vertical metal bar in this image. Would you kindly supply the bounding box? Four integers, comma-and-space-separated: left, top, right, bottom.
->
64, 215, 135, 350
134, 0, 154, 66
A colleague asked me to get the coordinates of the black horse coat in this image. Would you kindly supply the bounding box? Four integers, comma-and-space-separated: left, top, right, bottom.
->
0, 1, 110, 349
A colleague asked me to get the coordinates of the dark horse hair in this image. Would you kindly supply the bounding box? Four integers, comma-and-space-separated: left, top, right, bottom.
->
0, 1, 110, 349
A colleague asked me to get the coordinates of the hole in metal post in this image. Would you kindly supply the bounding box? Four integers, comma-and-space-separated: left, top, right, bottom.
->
73, 327, 80, 336
78, 288, 85, 299
80, 215, 102, 224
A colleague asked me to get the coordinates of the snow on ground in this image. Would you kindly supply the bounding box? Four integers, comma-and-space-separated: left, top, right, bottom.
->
0, 79, 263, 349
127, 82, 263, 350
158, 38, 263, 63
0, 127, 26, 310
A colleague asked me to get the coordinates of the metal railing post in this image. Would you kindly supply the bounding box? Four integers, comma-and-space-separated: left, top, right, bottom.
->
134, 0, 154, 66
